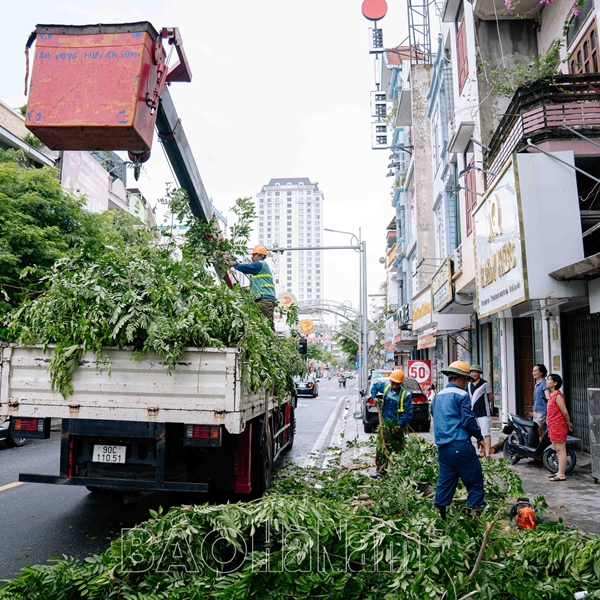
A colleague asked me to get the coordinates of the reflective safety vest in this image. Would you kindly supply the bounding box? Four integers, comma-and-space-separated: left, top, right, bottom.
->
383, 383, 407, 414
250, 261, 276, 299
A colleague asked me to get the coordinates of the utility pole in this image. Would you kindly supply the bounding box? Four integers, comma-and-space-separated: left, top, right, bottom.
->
269, 236, 370, 397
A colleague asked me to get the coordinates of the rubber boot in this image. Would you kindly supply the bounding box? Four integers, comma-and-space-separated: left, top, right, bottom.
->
437, 505, 447, 521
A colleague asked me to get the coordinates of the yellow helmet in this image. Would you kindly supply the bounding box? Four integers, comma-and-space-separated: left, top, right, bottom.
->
442, 360, 473, 380
252, 245, 268, 257
389, 369, 405, 383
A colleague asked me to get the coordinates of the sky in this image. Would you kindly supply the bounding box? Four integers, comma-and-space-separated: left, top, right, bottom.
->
3, 1, 411, 310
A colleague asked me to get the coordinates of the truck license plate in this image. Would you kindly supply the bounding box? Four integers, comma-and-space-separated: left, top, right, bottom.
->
92, 445, 126, 464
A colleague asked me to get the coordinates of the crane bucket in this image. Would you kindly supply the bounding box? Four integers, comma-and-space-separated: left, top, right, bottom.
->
25, 22, 188, 153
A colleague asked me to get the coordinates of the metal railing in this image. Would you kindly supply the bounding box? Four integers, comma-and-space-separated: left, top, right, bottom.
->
485, 74, 600, 182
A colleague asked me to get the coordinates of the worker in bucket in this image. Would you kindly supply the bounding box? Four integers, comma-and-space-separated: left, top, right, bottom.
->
371, 369, 413, 472
228, 245, 276, 329
431, 361, 485, 520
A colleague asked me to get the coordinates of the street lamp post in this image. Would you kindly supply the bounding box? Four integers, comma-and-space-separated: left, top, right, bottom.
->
324, 228, 369, 397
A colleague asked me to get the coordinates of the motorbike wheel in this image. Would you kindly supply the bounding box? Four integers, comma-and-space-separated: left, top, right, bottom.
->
543, 445, 577, 474
503, 433, 522, 465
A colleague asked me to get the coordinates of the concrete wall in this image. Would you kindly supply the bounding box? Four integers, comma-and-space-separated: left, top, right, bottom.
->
411, 64, 436, 293
0, 100, 29, 141
476, 20, 539, 147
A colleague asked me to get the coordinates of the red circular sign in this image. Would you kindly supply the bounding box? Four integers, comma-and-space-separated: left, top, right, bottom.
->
362, 0, 388, 21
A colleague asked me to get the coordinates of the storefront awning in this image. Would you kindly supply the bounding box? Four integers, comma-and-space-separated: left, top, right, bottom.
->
549, 252, 600, 281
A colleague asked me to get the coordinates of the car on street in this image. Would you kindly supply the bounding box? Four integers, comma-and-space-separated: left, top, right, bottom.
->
0, 418, 27, 448
362, 376, 430, 433
294, 374, 319, 398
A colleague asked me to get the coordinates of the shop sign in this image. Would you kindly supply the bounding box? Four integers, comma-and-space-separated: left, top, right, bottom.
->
277, 292, 298, 310
299, 319, 315, 335
398, 303, 410, 328
417, 324, 437, 349
407, 360, 432, 389
395, 329, 417, 344
385, 316, 395, 360
473, 161, 527, 318
431, 256, 453, 312
412, 288, 432, 332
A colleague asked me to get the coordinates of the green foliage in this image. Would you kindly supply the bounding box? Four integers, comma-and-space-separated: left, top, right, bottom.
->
481, 41, 563, 99
2, 156, 302, 398
159, 188, 256, 270
0, 150, 125, 327
24, 133, 42, 148
2, 436, 599, 599
333, 320, 359, 364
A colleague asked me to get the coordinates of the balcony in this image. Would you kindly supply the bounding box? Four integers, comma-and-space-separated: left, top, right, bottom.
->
472, 0, 542, 20
485, 75, 600, 181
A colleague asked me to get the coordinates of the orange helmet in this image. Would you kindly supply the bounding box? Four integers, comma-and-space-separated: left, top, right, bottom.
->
389, 369, 405, 384
252, 245, 268, 257
442, 360, 473, 380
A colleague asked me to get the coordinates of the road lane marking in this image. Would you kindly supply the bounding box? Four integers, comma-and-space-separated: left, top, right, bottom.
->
0, 481, 25, 493
302, 397, 346, 468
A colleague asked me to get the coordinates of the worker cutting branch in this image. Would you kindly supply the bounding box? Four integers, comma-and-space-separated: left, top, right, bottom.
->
371, 368, 413, 472
228, 245, 276, 329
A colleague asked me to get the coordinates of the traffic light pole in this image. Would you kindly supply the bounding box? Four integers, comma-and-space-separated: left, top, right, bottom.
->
269, 240, 369, 397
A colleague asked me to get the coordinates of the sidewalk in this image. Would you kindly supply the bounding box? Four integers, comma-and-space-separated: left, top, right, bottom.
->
334, 394, 600, 534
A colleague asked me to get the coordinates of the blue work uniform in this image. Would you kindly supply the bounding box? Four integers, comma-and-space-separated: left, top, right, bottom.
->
370, 380, 413, 427
431, 383, 485, 508
232, 260, 276, 301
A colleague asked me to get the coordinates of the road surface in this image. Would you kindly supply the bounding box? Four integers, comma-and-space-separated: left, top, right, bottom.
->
0, 377, 356, 581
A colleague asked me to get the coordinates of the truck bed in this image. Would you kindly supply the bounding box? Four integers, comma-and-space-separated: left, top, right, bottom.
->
1, 345, 280, 434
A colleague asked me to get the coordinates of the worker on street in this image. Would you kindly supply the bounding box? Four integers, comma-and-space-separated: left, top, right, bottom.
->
431, 361, 485, 520
371, 369, 413, 473
228, 245, 276, 329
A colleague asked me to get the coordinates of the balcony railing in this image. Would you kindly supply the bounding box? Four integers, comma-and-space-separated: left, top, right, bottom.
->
485, 74, 600, 182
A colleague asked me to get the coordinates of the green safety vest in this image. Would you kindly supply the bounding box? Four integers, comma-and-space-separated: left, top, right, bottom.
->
250, 261, 275, 299
383, 383, 407, 414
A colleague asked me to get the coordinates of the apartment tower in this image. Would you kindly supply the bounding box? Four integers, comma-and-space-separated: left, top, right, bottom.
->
256, 178, 324, 301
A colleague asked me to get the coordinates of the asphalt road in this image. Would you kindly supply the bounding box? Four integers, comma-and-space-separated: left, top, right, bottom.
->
0, 377, 354, 581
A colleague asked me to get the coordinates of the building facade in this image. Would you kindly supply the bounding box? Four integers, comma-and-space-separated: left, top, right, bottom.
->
255, 178, 324, 301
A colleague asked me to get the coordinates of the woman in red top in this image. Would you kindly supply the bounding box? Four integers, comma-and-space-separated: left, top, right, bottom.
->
545, 373, 573, 481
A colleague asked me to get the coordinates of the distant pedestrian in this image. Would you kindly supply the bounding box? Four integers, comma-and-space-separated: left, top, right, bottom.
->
468, 365, 494, 457
546, 373, 573, 482
529, 364, 548, 431
431, 361, 485, 520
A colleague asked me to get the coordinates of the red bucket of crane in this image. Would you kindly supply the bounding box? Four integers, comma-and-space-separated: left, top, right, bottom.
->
25, 22, 190, 153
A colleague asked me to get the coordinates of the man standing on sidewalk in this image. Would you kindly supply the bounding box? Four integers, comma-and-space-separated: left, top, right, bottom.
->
431, 361, 485, 520
468, 365, 494, 457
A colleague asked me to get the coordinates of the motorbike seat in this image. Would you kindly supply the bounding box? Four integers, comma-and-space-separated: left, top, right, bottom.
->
512, 415, 537, 429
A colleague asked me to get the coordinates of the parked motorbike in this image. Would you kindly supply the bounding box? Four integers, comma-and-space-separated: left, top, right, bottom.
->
502, 413, 580, 474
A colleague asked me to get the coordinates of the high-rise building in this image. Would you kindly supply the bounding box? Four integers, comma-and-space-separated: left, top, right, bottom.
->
256, 178, 324, 301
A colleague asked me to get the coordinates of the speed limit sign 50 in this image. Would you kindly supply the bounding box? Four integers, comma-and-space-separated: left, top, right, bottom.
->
407, 360, 431, 389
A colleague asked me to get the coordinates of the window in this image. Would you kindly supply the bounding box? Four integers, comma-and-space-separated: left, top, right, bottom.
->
267, 192, 272, 196
287, 210, 292, 214
287, 276, 292, 281
456, 2, 468, 93
570, 21, 599, 73
287, 257, 292, 262
287, 227, 292, 232
275, 192, 280, 196
431, 107, 441, 169
307, 190, 311, 195
464, 143, 477, 236
287, 191, 292, 196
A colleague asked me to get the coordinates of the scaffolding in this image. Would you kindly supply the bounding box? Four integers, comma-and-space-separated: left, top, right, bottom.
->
407, 0, 433, 64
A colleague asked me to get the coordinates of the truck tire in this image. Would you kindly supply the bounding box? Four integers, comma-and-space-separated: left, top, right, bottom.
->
251, 419, 272, 496
6, 435, 27, 448
284, 406, 295, 452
